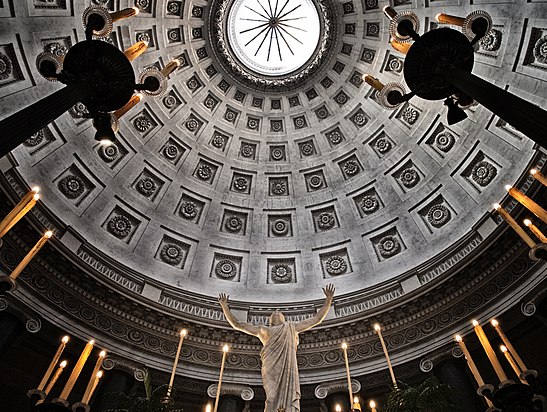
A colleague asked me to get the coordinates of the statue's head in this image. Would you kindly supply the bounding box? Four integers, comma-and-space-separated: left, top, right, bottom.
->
269, 310, 285, 326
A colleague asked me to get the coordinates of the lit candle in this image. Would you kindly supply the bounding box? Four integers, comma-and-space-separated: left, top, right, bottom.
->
123, 41, 148, 62
390, 38, 411, 55
58, 339, 95, 401
455, 335, 494, 407
0, 187, 40, 238
167, 329, 187, 397
205, 403, 212, 412
353, 396, 362, 411
363, 75, 384, 92
213, 345, 229, 412
110, 7, 139, 22
530, 169, 547, 187
523, 219, 547, 243
505, 185, 547, 224
374, 324, 397, 387
37, 335, 69, 391
341, 342, 353, 408
491, 319, 527, 372
335, 404, 342, 412
9, 231, 53, 281
494, 204, 536, 248
82, 370, 103, 404
472, 320, 508, 382
161, 59, 181, 77
435, 13, 465, 26
369, 400, 377, 412
43, 360, 67, 396
500, 346, 526, 384
113, 93, 143, 120
383, 6, 397, 20
81, 350, 106, 403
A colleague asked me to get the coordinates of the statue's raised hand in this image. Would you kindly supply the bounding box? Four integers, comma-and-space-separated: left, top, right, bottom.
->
218, 293, 229, 307
323, 284, 335, 300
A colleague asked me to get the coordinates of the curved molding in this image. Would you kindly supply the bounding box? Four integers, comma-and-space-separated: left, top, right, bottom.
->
314, 379, 361, 399
207, 383, 255, 401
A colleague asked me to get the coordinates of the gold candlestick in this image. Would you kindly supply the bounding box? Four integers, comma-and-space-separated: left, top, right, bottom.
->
374, 324, 397, 387
523, 219, 547, 243
472, 320, 508, 382
494, 204, 536, 248
167, 329, 187, 397
111, 7, 139, 22
37, 335, 69, 391
505, 185, 547, 224
9, 231, 53, 280
81, 350, 106, 403
58, 339, 95, 401
369, 400, 377, 412
43, 360, 67, 396
530, 169, 547, 187
161, 59, 181, 77
435, 13, 465, 26
113, 93, 143, 120
353, 396, 362, 411
500, 346, 526, 384
390, 38, 411, 54
213, 345, 229, 412
123, 41, 148, 62
0, 188, 40, 238
455, 335, 494, 407
363, 75, 384, 91
491, 319, 527, 372
82, 370, 103, 404
341, 342, 353, 408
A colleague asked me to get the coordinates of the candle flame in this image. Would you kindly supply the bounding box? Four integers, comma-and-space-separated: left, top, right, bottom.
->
223, 344, 229, 353
136, 93, 144, 100
472, 320, 479, 326
374, 323, 381, 331
493, 203, 501, 210
435, 13, 443, 22
500, 345, 508, 353
504, 185, 512, 191
181, 328, 188, 337
354, 396, 359, 403
491, 319, 499, 327
335, 404, 341, 412
62, 335, 70, 343
143, 40, 149, 47
96, 370, 103, 378
455, 335, 462, 342
205, 404, 212, 412
45, 231, 53, 238
523, 219, 532, 227
369, 400, 376, 408
33, 193, 40, 201
60, 360, 67, 368
530, 169, 537, 175
132, 6, 140, 14
342, 342, 348, 349
32, 186, 40, 193
99, 350, 107, 357
89, 340, 95, 345
99, 139, 113, 147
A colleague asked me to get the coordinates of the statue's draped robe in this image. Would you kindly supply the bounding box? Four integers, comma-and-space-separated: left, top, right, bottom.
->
259, 321, 300, 412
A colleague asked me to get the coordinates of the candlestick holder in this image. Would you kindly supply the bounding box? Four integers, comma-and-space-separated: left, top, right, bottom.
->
27, 388, 46, 406
479, 379, 544, 412
0, 274, 16, 293
528, 244, 547, 261
71, 402, 90, 412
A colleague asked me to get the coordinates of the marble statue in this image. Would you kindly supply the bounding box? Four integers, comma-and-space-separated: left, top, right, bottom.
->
218, 284, 335, 412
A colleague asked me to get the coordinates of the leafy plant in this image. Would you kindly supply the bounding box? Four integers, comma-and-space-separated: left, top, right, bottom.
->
382, 378, 459, 412
101, 372, 183, 412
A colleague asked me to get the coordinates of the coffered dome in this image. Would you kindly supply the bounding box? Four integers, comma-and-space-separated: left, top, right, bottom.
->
0, 0, 545, 386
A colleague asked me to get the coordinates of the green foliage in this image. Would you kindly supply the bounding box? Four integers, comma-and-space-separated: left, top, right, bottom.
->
382, 378, 459, 412
101, 381, 184, 412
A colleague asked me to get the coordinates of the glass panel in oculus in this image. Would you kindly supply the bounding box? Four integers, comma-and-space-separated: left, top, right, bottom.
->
227, 0, 321, 76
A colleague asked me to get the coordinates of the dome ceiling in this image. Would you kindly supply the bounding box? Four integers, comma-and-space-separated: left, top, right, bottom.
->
0, 0, 546, 384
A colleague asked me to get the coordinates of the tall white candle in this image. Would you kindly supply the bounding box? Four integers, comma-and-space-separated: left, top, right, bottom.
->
167, 329, 187, 397
213, 345, 229, 412
491, 319, 527, 372
81, 350, 106, 403
37, 335, 69, 391
59, 339, 95, 400
472, 320, 508, 382
43, 360, 67, 396
374, 324, 397, 387
500, 346, 526, 384
0, 190, 40, 238
341, 342, 353, 408
9, 231, 53, 280
82, 370, 103, 404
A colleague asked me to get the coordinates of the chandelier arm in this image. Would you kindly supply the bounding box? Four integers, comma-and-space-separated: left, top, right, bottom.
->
0, 82, 92, 157
447, 66, 547, 149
